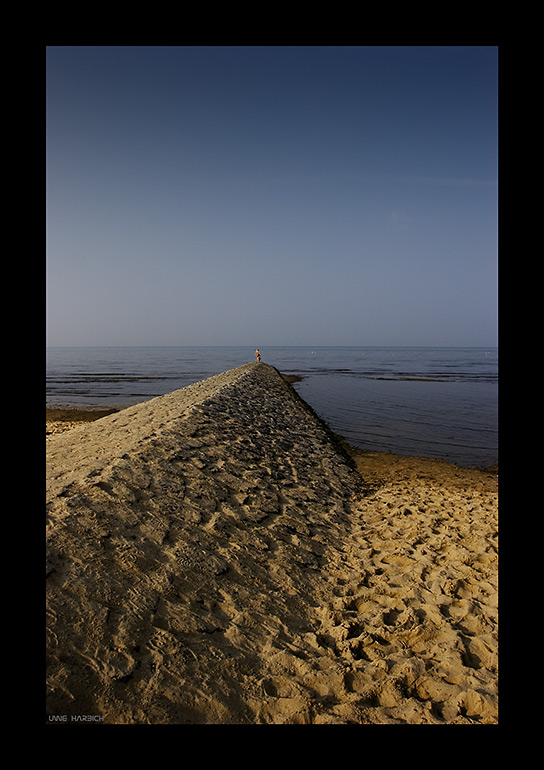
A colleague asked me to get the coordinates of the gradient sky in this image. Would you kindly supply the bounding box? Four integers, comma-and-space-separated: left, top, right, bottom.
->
46, 46, 498, 347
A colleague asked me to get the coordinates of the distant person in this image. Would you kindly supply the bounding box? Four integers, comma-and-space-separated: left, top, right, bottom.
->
255, 348, 261, 362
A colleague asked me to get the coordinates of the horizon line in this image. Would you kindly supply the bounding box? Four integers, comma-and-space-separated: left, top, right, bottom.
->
46, 343, 499, 349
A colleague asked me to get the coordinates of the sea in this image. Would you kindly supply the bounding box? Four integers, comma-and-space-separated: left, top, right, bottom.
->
46, 346, 498, 469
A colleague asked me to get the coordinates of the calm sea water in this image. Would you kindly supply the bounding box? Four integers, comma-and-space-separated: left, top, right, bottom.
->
46, 346, 498, 468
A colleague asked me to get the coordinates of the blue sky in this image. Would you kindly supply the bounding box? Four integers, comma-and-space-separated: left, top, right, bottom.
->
46, 46, 498, 347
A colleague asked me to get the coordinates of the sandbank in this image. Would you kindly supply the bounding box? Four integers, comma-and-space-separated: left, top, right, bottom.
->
46, 363, 498, 724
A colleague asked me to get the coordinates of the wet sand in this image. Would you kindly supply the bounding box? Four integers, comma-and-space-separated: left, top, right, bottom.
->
46, 363, 498, 724
46, 406, 122, 435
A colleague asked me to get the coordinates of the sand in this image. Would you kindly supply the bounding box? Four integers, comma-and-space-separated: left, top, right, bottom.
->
46, 363, 498, 725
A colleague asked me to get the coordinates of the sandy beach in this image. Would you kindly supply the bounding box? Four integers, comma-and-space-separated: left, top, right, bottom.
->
46, 363, 498, 724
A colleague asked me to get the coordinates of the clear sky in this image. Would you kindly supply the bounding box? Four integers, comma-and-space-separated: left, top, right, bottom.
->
46, 45, 498, 347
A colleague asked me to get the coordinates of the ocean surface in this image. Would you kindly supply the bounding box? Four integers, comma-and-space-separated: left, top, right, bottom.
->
46, 346, 498, 468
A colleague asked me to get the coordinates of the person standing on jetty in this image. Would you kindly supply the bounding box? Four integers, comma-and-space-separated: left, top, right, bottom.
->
255, 348, 261, 362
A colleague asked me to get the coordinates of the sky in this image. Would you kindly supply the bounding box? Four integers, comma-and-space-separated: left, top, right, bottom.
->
46, 45, 498, 347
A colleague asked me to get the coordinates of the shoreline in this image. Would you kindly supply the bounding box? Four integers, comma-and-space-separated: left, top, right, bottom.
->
46, 403, 497, 503
46, 405, 124, 435
46, 401, 498, 475
46, 365, 498, 724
